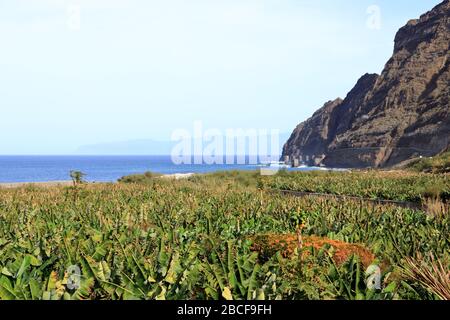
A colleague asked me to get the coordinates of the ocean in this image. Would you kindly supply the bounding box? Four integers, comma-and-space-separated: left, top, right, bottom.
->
0, 155, 324, 183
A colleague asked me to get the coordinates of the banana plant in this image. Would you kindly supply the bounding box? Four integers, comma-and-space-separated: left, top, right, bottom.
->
202, 240, 264, 300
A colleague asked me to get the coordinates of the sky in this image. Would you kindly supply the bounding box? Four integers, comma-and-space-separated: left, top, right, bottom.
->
0, 0, 443, 154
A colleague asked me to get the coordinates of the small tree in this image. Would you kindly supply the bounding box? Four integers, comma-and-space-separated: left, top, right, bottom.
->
70, 171, 86, 186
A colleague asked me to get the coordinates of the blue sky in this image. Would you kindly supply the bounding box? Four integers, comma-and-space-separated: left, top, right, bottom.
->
0, 0, 443, 154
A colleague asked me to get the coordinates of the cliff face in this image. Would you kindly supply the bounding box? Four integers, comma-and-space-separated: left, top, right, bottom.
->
283, 0, 450, 168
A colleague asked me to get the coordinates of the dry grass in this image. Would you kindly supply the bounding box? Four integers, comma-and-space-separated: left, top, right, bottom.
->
424, 197, 448, 219
402, 254, 450, 300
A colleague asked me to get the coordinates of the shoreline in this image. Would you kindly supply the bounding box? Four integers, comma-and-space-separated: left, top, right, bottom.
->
0, 181, 74, 189
0, 173, 196, 188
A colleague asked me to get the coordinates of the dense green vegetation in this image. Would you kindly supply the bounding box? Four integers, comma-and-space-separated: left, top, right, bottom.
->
407, 152, 450, 174
264, 170, 450, 203
0, 171, 448, 300
118, 169, 450, 203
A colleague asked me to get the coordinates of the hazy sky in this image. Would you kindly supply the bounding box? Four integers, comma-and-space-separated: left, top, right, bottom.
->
0, 0, 442, 154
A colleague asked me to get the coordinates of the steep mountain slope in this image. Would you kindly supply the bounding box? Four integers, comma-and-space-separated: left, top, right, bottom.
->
283, 0, 450, 168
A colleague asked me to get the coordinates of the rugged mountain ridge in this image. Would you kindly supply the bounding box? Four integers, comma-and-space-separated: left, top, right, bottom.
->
282, 0, 450, 168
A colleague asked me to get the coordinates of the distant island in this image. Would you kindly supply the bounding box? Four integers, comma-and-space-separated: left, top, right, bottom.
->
76, 133, 292, 156
76, 139, 175, 155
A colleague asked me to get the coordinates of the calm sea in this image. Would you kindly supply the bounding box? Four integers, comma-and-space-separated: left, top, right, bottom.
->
0, 155, 321, 183
0, 156, 330, 183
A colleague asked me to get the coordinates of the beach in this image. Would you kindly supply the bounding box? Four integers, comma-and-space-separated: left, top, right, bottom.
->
0, 173, 196, 188
0, 181, 74, 189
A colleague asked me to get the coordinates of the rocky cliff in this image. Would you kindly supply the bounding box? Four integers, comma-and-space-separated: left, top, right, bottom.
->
282, 0, 450, 168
